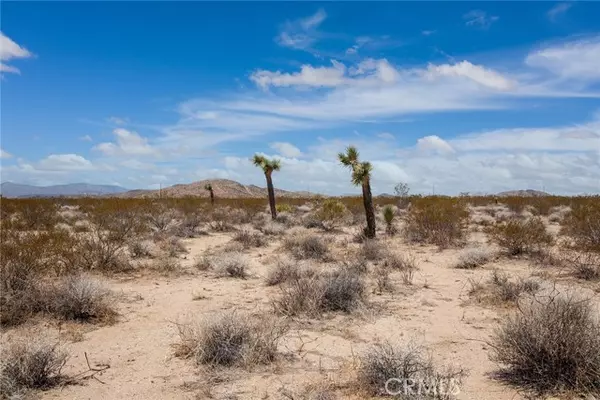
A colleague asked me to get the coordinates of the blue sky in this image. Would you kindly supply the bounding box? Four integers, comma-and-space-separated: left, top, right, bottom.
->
1, 2, 599, 195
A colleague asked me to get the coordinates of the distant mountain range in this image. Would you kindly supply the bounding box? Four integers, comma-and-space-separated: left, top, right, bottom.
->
0, 182, 128, 198
118, 179, 317, 199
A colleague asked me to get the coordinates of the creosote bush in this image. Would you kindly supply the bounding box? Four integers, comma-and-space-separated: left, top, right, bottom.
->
491, 295, 600, 395
487, 217, 554, 256
357, 341, 467, 399
204, 251, 249, 278
0, 337, 68, 398
315, 199, 350, 231
404, 198, 468, 248
233, 230, 267, 249
561, 199, 600, 253
265, 258, 316, 286
175, 312, 286, 368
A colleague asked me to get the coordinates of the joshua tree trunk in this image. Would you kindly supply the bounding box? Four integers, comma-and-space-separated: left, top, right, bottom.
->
361, 180, 376, 238
209, 190, 214, 206
265, 172, 277, 220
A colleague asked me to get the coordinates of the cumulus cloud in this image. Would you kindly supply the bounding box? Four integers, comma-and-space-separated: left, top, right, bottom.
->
0, 32, 33, 74
37, 154, 95, 171
417, 135, 456, 155
251, 60, 346, 90
270, 142, 302, 158
94, 128, 158, 157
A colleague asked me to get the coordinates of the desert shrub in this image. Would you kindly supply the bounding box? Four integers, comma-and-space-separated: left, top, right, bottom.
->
0, 338, 68, 397
382, 252, 416, 271
172, 213, 205, 238
151, 256, 181, 275
276, 203, 295, 213
283, 232, 330, 260
315, 199, 350, 231
470, 270, 540, 306
382, 205, 397, 235
357, 341, 466, 399
233, 230, 267, 249
175, 312, 286, 368
206, 251, 249, 278
209, 220, 235, 232
373, 266, 393, 294
129, 240, 153, 259
45, 274, 116, 323
562, 251, 600, 281
341, 258, 369, 275
454, 247, 495, 269
360, 240, 388, 261
562, 199, 600, 253
147, 208, 178, 232
15, 199, 59, 231
404, 198, 468, 248
491, 295, 600, 395
157, 236, 188, 257
274, 269, 367, 316
487, 217, 554, 256
265, 258, 315, 286
260, 221, 286, 236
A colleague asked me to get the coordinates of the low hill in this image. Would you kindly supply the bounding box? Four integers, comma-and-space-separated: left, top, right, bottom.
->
0, 182, 128, 198
496, 189, 550, 197
119, 179, 316, 199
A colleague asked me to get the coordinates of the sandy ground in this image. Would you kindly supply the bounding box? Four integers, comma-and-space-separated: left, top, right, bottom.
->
4, 219, 597, 400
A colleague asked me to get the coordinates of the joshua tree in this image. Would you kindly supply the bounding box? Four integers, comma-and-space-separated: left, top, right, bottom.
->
204, 183, 215, 206
252, 154, 281, 220
382, 204, 396, 235
338, 146, 376, 238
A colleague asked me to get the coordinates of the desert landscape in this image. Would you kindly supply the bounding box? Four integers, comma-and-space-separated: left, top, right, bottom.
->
1, 176, 599, 400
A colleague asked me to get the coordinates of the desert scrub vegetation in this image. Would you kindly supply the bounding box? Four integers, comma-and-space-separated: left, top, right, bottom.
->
200, 251, 249, 278
491, 294, 600, 396
561, 198, 600, 253
0, 337, 68, 398
468, 270, 540, 306
382, 204, 398, 235
486, 217, 554, 256
404, 198, 468, 248
233, 229, 267, 249
359, 239, 389, 261
315, 198, 351, 231
273, 268, 367, 316
174, 312, 286, 368
283, 231, 330, 260
265, 258, 316, 286
453, 247, 496, 269
357, 341, 467, 399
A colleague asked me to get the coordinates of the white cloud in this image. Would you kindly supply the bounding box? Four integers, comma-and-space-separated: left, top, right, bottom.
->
94, 128, 158, 157
270, 142, 302, 158
251, 60, 346, 90
107, 116, 128, 125
0, 32, 33, 74
377, 132, 395, 140
422, 30, 436, 36
525, 36, 600, 81
547, 3, 572, 21
276, 9, 326, 51
79, 135, 93, 142
345, 36, 372, 56
417, 135, 456, 155
0, 148, 12, 159
426, 61, 515, 91
37, 154, 95, 171
463, 10, 499, 29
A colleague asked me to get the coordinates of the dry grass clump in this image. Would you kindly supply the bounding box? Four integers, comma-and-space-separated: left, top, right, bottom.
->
150, 256, 182, 275
233, 229, 267, 249
274, 269, 367, 316
487, 217, 554, 256
283, 231, 330, 260
175, 312, 286, 368
404, 198, 468, 248
260, 221, 286, 236
357, 341, 467, 399
469, 270, 541, 306
44, 274, 117, 323
360, 239, 388, 261
562, 250, 600, 281
454, 247, 495, 269
158, 236, 188, 257
265, 258, 316, 286
491, 294, 600, 396
373, 266, 394, 293
203, 251, 249, 278
0, 337, 68, 398
129, 240, 153, 259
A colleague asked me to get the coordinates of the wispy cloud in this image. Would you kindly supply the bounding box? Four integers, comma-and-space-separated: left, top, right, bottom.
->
463, 10, 499, 29
547, 3, 572, 21
79, 135, 93, 142
421, 30, 437, 36
276, 9, 327, 52
0, 148, 13, 159
0, 32, 33, 75
107, 116, 129, 125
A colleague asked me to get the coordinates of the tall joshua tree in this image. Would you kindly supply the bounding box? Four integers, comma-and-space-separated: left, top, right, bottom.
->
204, 183, 215, 206
252, 154, 281, 220
338, 146, 376, 238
